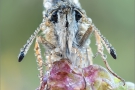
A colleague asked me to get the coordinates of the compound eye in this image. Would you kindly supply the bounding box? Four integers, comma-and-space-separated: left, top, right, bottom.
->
50, 11, 58, 23
75, 10, 82, 22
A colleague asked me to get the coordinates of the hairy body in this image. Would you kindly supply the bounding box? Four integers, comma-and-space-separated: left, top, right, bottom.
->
18, 0, 124, 89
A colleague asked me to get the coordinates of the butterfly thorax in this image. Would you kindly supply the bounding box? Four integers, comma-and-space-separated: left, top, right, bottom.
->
41, 1, 93, 68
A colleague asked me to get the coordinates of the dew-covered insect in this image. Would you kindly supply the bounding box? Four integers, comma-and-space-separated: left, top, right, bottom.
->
18, 0, 125, 88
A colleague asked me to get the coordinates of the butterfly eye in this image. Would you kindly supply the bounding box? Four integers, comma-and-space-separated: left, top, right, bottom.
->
50, 11, 58, 23
75, 10, 82, 22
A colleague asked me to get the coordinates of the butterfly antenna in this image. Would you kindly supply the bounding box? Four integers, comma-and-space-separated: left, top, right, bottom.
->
93, 25, 117, 59
18, 24, 42, 62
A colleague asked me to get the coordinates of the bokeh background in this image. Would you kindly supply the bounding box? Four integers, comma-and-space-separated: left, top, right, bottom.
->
0, 0, 134, 90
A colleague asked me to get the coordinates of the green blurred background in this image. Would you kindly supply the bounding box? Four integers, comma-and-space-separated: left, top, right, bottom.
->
0, 0, 134, 90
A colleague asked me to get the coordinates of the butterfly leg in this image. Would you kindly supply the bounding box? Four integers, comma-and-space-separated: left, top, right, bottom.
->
93, 26, 125, 85
34, 37, 44, 86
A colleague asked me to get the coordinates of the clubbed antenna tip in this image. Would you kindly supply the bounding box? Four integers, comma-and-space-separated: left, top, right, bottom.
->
18, 52, 24, 62
110, 49, 117, 59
